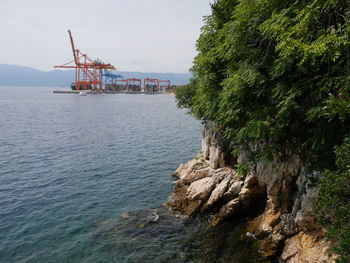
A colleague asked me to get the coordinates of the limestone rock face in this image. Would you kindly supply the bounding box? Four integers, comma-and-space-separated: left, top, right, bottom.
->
187, 177, 218, 201
204, 173, 232, 209
201, 121, 231, 169
167, 122, 337, 261
167, 158, 246, 217
281, 231, 336, 263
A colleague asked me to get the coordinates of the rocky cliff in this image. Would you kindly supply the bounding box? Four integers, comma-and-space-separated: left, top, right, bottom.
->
166, 122, 337, 262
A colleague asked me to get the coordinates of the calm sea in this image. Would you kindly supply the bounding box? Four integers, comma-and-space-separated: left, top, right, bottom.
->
0, 87, 266, 263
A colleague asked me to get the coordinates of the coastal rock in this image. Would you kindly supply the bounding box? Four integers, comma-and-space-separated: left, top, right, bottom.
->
211, 175, 264, 225
280, 231, 336, 263
187, 176, 218, 201
167, 163, 246, 219
201, 121, 230, 169
209, 144, 224, 169
168, 123, 337, 260
260, 222, 286, 257
222, 180, 244, 200
181, 168, 210, 184
247, 205, 281, 238
248, 154, 303, 213
202, 172, 232, 210
238, 175, 266, 209
201, 124, 211, 160
292, 173, 319, 231
212, 198, 241, 226
173, 159, 210, 185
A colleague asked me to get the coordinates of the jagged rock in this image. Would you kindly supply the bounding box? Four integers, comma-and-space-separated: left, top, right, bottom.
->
253, 155, 303, 189
292, 173, 319, 231
212, 198, 241, 226
173, 163, 185, 178
222, 178, 244, 201
243, 175, 258, 188
209, 144, 224, 169
168, 123, 336, 260
166, 183, 203, 216
247, 206, 281, 239
201, 124, 211, 160
202, 173, 232, 211
173, 161, 193, 179
261, 222, 286, 257
201, 121, 228, 169
239, 175, 265, 209
281, 214, 299, 236
184, 200, 203, 216
280, 231, 336, 263
187, 177, 218, 201
173, 159, 209, 184
181, 168, 210, 184
211, 175, 262, 225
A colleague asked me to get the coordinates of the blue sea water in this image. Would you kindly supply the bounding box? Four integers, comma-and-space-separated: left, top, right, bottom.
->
0, 87, 266, 263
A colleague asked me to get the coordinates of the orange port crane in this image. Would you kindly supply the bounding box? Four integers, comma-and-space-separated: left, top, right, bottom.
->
54, 30, 115, 90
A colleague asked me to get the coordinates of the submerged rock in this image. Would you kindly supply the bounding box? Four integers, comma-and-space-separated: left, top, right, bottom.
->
92, 206, 270, 263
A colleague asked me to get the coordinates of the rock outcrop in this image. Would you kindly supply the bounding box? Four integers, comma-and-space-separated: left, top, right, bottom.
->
166, 122, 336, 262
280, 231, 337, 263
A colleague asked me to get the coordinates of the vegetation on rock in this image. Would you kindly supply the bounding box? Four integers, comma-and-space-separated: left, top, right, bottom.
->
318, 138, 350, 262
175, 0, 350, 260
176, 0, 350, 167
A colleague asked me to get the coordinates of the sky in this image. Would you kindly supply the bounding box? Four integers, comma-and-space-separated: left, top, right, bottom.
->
0, 0, 214, 73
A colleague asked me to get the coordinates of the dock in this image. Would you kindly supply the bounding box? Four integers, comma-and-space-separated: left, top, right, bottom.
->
54, 30, 177, 94
53, 90, 173, 95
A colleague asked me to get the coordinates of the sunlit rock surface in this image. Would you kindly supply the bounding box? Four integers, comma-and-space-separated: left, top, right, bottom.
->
167, 122, 336, 262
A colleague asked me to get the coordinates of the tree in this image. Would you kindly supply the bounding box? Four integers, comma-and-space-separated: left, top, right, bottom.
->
318, 138, 350, 262
176, 0, 350, 168
175, 1, 350, 260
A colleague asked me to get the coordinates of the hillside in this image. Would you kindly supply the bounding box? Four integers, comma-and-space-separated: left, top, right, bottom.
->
0, 64, 191, 87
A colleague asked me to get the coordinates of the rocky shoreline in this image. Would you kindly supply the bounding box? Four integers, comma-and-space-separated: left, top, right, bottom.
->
166, 122, 337, 262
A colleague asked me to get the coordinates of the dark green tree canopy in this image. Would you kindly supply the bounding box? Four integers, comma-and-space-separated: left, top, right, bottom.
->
176, 0, 350, 168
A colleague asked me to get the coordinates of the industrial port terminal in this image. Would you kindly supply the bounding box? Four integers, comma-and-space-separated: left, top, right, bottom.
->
54, 30, 177, 94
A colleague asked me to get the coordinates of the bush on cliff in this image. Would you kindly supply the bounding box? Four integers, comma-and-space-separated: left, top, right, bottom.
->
174, 83, 195, 109
318, 137, 350, 263
175, 0, 350, 169
175, 0, 350, 260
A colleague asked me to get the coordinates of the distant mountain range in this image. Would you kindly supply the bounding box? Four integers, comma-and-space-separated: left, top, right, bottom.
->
0, 64, 192, 87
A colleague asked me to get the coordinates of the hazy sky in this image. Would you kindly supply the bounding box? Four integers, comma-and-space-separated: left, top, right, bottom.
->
0, 0, 214, 73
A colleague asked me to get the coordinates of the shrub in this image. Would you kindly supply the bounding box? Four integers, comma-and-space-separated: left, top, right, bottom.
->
318, 138, 350, 262
178, 0, 350, 169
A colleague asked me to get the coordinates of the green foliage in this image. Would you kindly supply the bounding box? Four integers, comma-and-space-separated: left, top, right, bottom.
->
235, 162, 249, 177
176, 1, 350, 258
318, 137, 350, 262
175, 1, 350, 259
176, 0, 350, 169
175, 83, 196, 109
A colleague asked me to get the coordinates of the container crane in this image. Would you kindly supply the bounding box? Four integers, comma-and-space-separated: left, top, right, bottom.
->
127, 78, 142, 92
116, 79, 128, 91
159, 80, 171, 92
144, 78, 160, 92
54, 30, 115, 90
103, 70, 123, 91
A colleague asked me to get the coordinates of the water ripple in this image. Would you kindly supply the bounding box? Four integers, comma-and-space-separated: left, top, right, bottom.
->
0, 87, 201, 262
